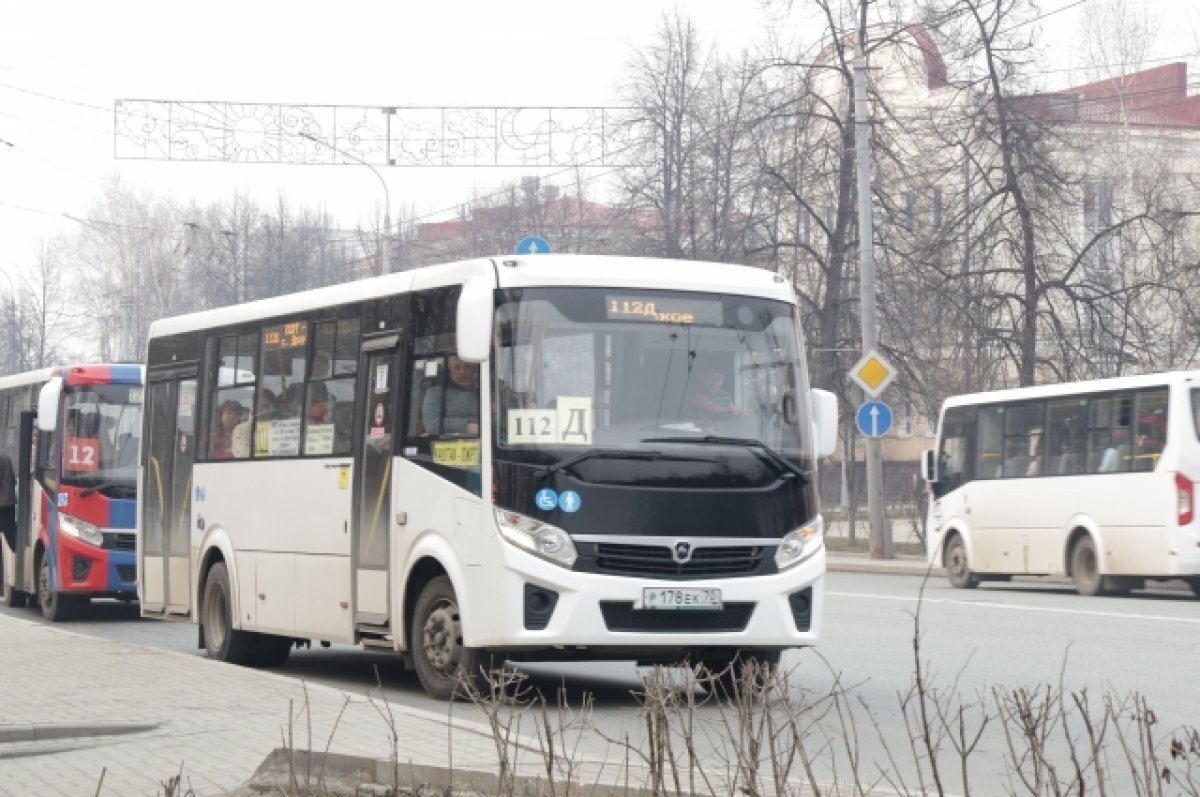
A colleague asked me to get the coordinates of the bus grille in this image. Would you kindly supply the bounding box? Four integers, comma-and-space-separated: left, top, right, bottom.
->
103, 532, 136, 551
599, 601, 755, 633
591, 543, 767, 578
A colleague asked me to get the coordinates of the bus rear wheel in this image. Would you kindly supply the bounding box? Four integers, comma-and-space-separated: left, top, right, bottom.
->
38, 553, 76, 622
410, 575, 493, 700
202, 562, 257, 665
945, 535, 979, 589
1070, 536, 1105, 597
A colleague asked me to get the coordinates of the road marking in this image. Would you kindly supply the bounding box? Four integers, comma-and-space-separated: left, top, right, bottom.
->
826, 591, 1200, 625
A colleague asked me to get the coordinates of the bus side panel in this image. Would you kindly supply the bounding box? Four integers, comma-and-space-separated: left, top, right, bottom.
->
194, 460, 353, 642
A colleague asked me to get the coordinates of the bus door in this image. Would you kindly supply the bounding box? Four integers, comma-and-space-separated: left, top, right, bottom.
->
354, 335, 399, 629
6, 410, 37, 600
141, 373, 196, 617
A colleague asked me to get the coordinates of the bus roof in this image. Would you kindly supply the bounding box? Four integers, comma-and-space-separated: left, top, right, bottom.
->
147, 255, 796, 339
0, 364, 144, 392
942, 370, 1200, 409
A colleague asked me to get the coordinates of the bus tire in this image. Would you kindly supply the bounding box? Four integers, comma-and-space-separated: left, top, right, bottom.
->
945, 534, 979, 589
410, 575, 493, 700
4, 583, 27, 608
38, 552, 76, 622
202, 562, 257, 665
1188, 579, 1200, 599
1070, 536, 1105, 597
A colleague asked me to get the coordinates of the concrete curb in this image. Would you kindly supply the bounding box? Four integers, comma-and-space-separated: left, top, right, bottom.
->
0, 721, 159, 744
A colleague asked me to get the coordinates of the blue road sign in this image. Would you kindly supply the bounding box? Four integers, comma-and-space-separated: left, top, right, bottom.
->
515, 235, 550, 255
855, 400, 893, 438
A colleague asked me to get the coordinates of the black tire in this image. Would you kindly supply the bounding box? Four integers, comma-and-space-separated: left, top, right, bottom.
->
410, 575, 493, 700
201, 562, 257, 665
4, 582, 27, 608
944, 534, 980, 589
253, 634, 294, 668
1071, 536, 1105, 597
1188, 579, 1200, 599
38, 552, 75, 622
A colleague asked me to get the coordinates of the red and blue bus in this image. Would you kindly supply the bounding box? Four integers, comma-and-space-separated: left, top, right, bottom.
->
0, 364, 144, 620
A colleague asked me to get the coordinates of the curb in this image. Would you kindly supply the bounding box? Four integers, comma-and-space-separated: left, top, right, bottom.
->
0, 721, 159, 744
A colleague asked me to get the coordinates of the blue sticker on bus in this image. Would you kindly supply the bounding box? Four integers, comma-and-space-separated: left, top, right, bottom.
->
558, 491, 581, 513
535, 488, 558, 511
57, 492, 68, 507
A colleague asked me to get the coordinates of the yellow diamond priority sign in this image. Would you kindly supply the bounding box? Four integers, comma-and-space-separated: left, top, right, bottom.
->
849, 350, 895, 396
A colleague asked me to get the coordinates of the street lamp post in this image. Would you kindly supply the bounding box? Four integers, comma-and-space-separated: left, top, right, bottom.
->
300, 132, 392, 275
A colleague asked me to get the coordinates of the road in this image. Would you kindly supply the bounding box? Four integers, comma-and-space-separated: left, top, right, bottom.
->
5, 571, 1199, 794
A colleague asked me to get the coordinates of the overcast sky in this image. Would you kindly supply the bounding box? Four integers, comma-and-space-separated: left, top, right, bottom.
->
1, 0, 1197, 282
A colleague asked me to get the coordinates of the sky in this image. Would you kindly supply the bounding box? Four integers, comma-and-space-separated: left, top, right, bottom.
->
1, 0, 1198, 284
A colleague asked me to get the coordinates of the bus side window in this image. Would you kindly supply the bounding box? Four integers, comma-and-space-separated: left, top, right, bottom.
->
934, 406, 974, 496
1133, 388, 1169, 472
976, 406, 1004, 479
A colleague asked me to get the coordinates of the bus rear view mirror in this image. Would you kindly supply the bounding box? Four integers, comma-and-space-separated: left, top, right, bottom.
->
810, 388, 837, 458
36, 377, 62, 433
456, 277, 494, 364
921, 448, 936, 483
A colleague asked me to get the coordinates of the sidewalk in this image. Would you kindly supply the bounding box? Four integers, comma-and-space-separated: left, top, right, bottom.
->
0, 556, 940, 796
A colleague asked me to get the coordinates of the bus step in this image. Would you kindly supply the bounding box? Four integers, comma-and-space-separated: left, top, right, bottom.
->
361, 636, 396, 650
355, 621, 390, 635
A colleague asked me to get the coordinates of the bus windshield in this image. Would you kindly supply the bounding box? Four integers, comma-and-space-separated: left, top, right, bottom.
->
493, 287, 812, 472
61, 384, 143, 493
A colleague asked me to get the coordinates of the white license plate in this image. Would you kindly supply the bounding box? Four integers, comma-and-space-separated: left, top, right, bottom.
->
640, 587, 722, 611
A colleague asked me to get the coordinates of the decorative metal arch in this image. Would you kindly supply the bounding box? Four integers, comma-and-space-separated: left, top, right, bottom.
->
114, 100, 640, 168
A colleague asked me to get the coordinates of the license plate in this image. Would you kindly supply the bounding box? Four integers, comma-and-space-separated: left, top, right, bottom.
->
640, 587, 722, 611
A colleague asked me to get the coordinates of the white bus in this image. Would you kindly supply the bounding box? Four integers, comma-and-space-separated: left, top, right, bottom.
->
922, 371, 1200, 597
139, 254, 838, 699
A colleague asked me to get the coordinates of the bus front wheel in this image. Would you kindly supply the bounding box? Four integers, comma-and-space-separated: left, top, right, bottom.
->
1070, 536, 1105, 597
202, 562, 257, 665
411, 575, 493, 700
945, 535, 979, 589
38, 553, 76, 622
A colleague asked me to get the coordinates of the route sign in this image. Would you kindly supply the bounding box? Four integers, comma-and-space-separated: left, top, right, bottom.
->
515, 235, 550, 255
849, 349, 896, 396
855, 400, 893, 438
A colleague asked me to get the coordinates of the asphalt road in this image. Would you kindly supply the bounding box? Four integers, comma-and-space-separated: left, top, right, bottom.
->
5, 571, 1199, 794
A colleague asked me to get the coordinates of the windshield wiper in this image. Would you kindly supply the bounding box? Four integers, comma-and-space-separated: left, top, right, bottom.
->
79, 481, 135, 498
538, 448, 714, 478
640, 436, 811, 484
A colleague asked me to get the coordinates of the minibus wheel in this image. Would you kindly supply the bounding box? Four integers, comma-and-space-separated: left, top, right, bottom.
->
202, 562, 257, 665
38, 552, 76, 622
944, 534, 979, 589
1070, 536, 1104, 597
411, 575, 493, 700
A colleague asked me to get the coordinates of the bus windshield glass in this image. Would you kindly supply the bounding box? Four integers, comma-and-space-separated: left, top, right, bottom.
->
493, 288, 812, 471
61, 384, 143, 492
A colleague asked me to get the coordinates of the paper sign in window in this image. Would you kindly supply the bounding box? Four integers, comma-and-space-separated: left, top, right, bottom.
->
304, 424, 335, 456
432, 439, 480, 468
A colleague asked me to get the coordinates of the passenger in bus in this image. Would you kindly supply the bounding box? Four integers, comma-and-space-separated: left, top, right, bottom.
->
687, 358, 743, 421
422, 355, 480, 436
211, 400, 243, 460
1099, 426, 1129, 472
256, 388, 279, 420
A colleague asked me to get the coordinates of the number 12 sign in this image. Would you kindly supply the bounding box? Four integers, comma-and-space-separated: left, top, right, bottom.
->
65, 437, 100, 473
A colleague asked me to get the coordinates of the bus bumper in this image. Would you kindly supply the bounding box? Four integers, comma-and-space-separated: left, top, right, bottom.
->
54, 534, 137, 596
466, 542, 825, 654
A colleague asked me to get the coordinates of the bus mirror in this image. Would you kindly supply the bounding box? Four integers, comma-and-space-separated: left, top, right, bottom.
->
456, 277, 494, 364
810, 388, 837, 458
37, 377, 62, 433
921, 448, 937, 483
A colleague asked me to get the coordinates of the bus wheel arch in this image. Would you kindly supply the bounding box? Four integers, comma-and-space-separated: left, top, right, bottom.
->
943, 530, 979, 589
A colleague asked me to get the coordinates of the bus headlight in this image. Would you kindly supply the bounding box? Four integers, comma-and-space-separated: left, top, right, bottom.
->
59, 515, 104, 548
775, 516, 823, 571
494, 509, 578, 569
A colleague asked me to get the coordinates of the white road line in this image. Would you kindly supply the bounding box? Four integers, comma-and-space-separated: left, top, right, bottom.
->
826, 591, 1200, 624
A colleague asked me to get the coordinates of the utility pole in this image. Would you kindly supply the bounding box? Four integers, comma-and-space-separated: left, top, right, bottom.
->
853, 5, 893, 559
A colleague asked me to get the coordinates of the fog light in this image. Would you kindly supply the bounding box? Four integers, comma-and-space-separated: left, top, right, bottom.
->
72, 556, 92, 581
